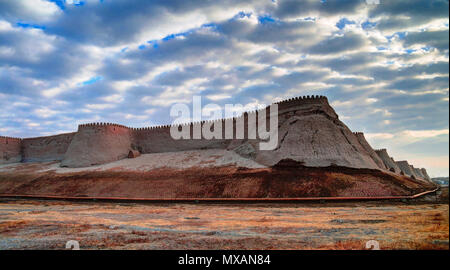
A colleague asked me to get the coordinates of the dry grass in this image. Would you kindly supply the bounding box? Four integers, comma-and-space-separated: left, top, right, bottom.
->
0, 199, 447, 250
318, 240, 367, 250
0, 220, 30, 234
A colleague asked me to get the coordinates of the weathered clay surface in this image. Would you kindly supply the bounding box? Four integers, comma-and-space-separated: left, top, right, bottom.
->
61, 125, 132, 168
0, 159, 436, 198
421, 168, 431, 180
0, 137, 21, 164
375, 149, 401, 173
254, 114, 380, 169
354, 132, 387, 170
21, 133, 75, 162
396, 161, 414, 177
411, 166, 425, 179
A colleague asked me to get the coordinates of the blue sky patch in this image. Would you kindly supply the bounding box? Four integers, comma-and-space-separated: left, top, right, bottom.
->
147, 40, 159, 49
234, 11, 252, 19
336, 18, 355, 29
71, 0, 85, 6
361, 20, 376, 29
162, 32, 188, 42
80, 76, 103, 86
303, 17, 316, 22
16, 22, 46, 30
258, 15, 276, 24
48, 0, 65, 10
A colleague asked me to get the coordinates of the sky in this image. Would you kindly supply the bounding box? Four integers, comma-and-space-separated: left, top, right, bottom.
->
0, 0, 448, 176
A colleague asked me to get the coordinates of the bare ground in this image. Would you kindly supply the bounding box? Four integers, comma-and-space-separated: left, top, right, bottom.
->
0, 159, 436, 199
0, 199, 447, 250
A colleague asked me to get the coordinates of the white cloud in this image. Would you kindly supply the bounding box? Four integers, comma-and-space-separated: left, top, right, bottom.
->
365, 133, 395, 140
101, 94, 124, 103
0, 0, 61, 22
402, 129, 449, 138
85, 104, 115, 110
34, 108, 58, 118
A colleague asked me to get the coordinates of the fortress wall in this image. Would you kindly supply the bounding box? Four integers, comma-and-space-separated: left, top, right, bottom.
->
61, 123, 132, 168
255, 111, 382, 169
2, 96, 434, 173
131, 124, 231, 154
3, 95, 338, 168
353, 132, 387, 170
21, 133, 75, 162
0, 136, 22, 164
375, 149, 401, 173
413, 167, 425, 179
282, 98, 383, 169
395, 161, 414, 176
132, 109, 269, 154
329, 126, 381, 169
133, 95, 382, 170
132, 96, 332, 155
409, 166, 421, 179
276, 96, 338, 119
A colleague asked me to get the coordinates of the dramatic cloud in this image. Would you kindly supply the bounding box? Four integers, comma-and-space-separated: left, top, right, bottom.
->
0, 0, 448, 176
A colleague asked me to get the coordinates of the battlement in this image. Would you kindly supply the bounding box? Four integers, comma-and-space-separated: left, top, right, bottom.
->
0, 135, 23, 164
396, 160, 409, 164
353, 132, 364, 136
0, 136, 22, 141
274, 95, 328, 105
78, 123, 129, 130
129, 124, 172, 131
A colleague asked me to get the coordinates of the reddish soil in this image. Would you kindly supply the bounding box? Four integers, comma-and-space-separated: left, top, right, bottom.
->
0, 199, 448, 250
0, 159, 436, 199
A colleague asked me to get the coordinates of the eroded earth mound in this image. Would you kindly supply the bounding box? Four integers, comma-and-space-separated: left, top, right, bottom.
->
0, 96, 436, 199
0, 155, 436, 199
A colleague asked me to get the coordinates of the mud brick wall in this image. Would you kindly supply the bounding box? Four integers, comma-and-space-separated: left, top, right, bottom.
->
0, 136, 22, 164
61, 124, 132, 168
21, 133, 75, 162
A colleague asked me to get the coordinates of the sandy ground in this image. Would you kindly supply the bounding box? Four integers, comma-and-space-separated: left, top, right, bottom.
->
0, 199, 447, 250
0, 161, 436, 198
0, 149, 266, 174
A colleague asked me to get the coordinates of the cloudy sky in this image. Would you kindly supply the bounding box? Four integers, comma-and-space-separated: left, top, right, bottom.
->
0, 0, 448, 176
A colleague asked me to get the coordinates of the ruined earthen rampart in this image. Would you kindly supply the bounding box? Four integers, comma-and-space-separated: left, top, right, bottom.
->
0, 95, 430, 177
61, 124, 132, 167
0, 136, 22, 164
354, 132, 387, 170
396, 161, 414, 177
421, 168, 431, 180
413, 167, 425, 179
375, 149, 401, 173
21, 133, 75, 162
